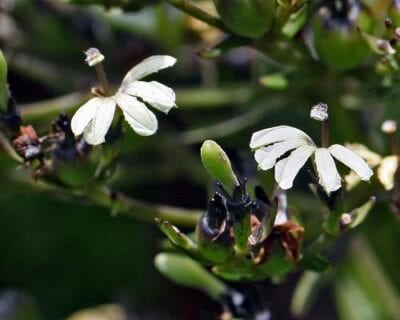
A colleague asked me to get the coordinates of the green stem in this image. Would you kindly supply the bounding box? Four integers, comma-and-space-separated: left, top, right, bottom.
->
20, 85, 255, 121
163, 0, 228, 32
35, 182, 201, 228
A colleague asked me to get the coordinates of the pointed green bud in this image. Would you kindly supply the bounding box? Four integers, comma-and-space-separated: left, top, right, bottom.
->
0, 49, 8, 111
154, 253, 228, 299
201, 140, 239, 197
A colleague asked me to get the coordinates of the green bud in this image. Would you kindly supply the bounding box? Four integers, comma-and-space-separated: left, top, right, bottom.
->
201, 140, 239, 196
0, 49, 8, 111
154, 253, 228, 299
213, 0, 276, 38
311, 0, 374, 71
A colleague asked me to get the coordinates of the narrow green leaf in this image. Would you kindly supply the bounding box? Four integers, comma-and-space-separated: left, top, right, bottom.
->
349, 196, 376, 228
155, 253, 228, 299
0, 49, 8, 111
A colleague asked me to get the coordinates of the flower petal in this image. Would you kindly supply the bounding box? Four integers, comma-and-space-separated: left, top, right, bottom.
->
71, 97, 101, 136
275, 157, 288, 184
329, 144, 373, 181
275, 145, 315, 190
377, 155, 398, 190
314, 148, 342, 194
255, 139, 308, 171
344, 143, 382, 167
121, 55, 177, 85
250, 125, 314, 150
120, 80, 176, 113
83, 97, 116, 145
115, 93, 157, 136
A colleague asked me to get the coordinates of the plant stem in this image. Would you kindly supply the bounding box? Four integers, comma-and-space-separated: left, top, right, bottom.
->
37, 181, 201, 228
163, 0, 228, 32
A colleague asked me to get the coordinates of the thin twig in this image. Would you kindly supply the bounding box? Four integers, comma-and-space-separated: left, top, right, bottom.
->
35, 181, 202, 228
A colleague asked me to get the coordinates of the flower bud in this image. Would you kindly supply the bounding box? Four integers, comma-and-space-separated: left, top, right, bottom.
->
196, 194, 234, 264
311, 0, 374, 71
213, 0, 275, 38
155, 253, 228, 299
0, 49, 8, 111
201, 140, 239, 196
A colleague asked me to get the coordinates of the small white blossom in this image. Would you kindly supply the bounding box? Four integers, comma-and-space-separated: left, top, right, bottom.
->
250, 126, 373, 194
71, 55, 177, 145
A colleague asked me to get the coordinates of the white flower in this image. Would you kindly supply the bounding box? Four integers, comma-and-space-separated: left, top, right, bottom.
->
71, 55, 177, 145
250, 125, 373, 194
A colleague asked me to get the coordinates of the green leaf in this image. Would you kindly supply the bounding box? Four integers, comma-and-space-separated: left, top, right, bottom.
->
300, 254, 331, 273
349, 196, 376, 229
0, 49, 8, 111
281, 3, 308, 39
155, 253, 228, 299
258, 73, 289, 90
291, 271, 326, 318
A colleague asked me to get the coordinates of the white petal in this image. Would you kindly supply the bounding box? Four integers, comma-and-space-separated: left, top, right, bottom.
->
115, 93, 157, 136
83, 98, 116, 145
275, 157, 288, 184
254, 139, 308, 171
275, 145, 315, 190
377, 155, 398, 190
250, 125, 314, 149
71, 97, 101, 136
314, 148, 342, 194
344, 143, 382, 167
119, 80, 176, 113
329, 144, 373, 181
121, 55, 177, 85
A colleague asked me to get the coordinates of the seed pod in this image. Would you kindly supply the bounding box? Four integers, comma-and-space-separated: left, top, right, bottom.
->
196, 194, 234, 264
213, 0, 276, 38
311, 0, 374, 71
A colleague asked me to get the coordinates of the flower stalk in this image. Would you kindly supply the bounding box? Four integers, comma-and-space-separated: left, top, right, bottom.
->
94, 63, 111, 96
85, 48, 111, 96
